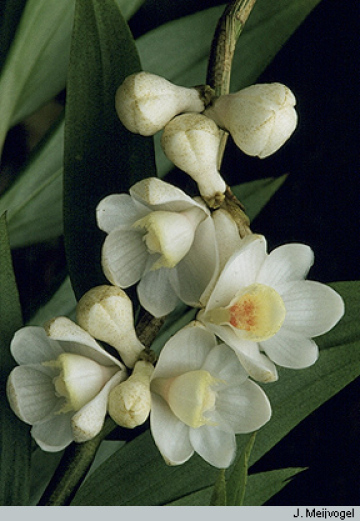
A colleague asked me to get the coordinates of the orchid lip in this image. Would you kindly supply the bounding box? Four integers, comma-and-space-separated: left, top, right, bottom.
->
204, 283, 286, 342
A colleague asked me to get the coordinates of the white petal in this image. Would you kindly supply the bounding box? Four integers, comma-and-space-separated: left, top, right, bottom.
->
31, 412, 74, 452
199, 329, 278, 383
45, 316, 122, 367
171, 217, 219, 307
189, 424, 236, 468
216, 380, 272, 433
10, 326, 63, 365
201, 343, 248, 385
212, 208, 244, 272
72, 371, 126, 442
281, 281, 345, 337
151, 321, 216, 379
150, 394, 193, 465
261, 329, 319, 369
101, 228, 148, 288
130, 177, 197, 211
256, 243, 314, 289
204, 235, 267, 312
7, 365, 59, 424
235, 343, 278, 383
137, 268, 179, 317
96, 194, 148, 233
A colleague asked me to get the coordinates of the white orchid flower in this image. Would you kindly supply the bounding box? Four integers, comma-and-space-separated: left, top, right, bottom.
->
97, 177, 218, 317
204, 83, 297, 158
150, 321, 271, 469
197, 235, 345, 383
6, 317, 126, 452
115, 71, 207, 136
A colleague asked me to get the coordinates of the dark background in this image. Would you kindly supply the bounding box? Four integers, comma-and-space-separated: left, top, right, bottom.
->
3, 0, 359, 506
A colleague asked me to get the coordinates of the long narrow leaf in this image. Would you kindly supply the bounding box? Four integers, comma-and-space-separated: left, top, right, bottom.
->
63, 0, 156, 300
0, 118, 64, 248
226, 432, 256, 506
167, 467, 306, 506
0, 213, 31, 505
0, 0, 75, 156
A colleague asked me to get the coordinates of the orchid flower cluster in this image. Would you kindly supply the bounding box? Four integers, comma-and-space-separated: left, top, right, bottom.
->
6, 72, 344, 470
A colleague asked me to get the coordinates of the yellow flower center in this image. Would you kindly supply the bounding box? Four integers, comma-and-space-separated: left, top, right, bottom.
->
151, 370, 220, 428
44, 353, 118, 413
133, 207, 204, 269
206, 283, 286, 342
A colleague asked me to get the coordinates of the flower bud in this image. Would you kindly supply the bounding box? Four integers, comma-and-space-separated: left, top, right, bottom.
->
204, 83, 297, 158
108, 360, 154, 428
115, 71, 208, 136
161, 113, 226, 208
76, 285, 144, 368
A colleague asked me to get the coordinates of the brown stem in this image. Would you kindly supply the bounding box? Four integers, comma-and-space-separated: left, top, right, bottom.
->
206, 0, 257, 170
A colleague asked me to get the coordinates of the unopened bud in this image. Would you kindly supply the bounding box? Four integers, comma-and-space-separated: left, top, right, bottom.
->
76, 285, 144, 368
204, 83, 297, 158
116, 71, 209, 136
161, 113, 226, 208
108, 360, 154, 428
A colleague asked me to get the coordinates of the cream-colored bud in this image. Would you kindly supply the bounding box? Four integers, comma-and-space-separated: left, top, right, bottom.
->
204, 83, 297, 158
108, 360, 154, 428
161, 113, 226, 208
76, 285, 144, 368
115, 71, 208, 136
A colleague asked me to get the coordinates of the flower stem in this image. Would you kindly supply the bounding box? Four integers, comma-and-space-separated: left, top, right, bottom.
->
207, 0, 256, 235
206, 0, 257, 168
37, 417, 116, 506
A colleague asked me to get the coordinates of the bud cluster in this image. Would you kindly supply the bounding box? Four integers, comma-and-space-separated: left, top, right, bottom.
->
116, 71, 298, 207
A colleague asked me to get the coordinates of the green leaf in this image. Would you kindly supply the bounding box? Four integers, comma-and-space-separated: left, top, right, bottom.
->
0, 0, 28, 73
226, 431, 256, 506
209, 470, 227, 506
71, 430, 219, 506
0, 213, 31, 505
167, 467, 306, 506
0, 1, 145, 249
0, 0, 75, 156
232, 175, 288, 222
63, 0, 156, 300
319, 281, 360, 350
244, 467, 307, 506
26, 276, 77, 326
29, 449, 64, 506
0, 117, 64, 248
115, 0, 146, 21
